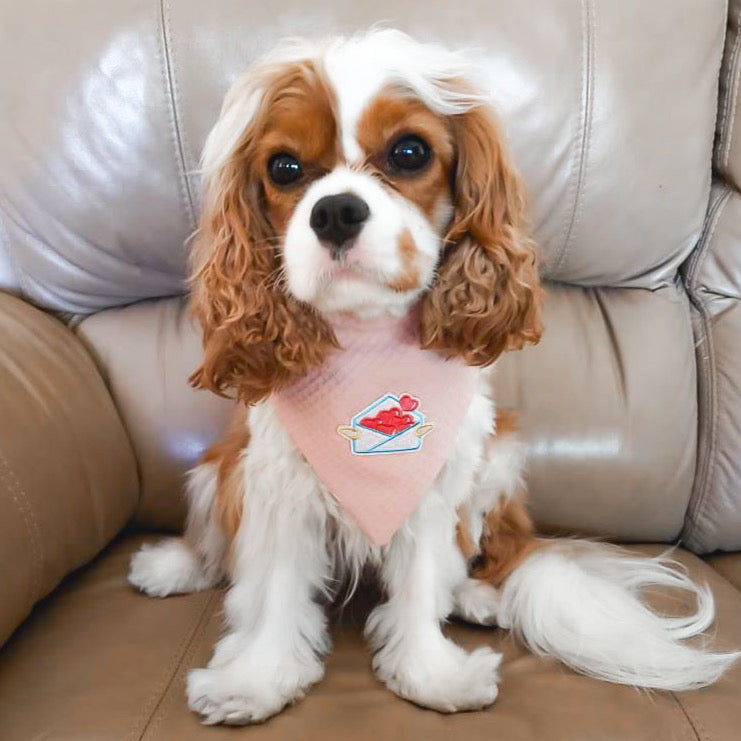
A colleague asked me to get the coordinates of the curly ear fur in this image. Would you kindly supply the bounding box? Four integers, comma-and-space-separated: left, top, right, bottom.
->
189, 62, 337, 405
419, 103, 543, 365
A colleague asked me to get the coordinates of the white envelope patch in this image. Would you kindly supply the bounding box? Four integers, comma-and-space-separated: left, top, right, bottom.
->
337, 392, 434, 456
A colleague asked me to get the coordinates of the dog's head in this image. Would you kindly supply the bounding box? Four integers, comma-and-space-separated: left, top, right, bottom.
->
190, 29, 542, 403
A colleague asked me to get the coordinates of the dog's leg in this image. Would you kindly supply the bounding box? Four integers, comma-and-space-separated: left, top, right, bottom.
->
187, 404, 331, 725
128, 463, 225, 597
364, 389, 504, 712
366, 490, 502, 712
451, 412, 528, 626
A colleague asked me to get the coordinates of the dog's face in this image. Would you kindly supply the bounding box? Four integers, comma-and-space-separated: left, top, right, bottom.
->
272, 92, 453, 315
190, 30, 542, 403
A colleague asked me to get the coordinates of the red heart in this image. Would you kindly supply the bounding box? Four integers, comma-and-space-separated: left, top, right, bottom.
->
399, 394, 419, 412
360, 403, 417, 435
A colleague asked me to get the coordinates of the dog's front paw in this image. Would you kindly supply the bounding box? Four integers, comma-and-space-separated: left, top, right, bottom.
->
187, 659, 324, 725
374, 641, 501, 713
128, 539, 215, 598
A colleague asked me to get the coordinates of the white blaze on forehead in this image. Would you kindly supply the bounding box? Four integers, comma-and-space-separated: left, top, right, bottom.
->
320, 29, 487, 163
322, 41, 392, 162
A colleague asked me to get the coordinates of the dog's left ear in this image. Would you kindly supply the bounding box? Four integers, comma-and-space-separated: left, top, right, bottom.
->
419, 104, 543, 365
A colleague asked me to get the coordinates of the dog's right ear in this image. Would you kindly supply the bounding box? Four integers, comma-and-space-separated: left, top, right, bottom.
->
188, 65, 337, 405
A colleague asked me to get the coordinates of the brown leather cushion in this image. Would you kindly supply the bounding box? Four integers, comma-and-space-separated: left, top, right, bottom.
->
0, 536, 739, 740
706, 553, 741, 592
0, 293, 138, 648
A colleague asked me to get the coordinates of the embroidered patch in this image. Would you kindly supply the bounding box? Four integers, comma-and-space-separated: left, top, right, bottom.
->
337, 393, 434, 455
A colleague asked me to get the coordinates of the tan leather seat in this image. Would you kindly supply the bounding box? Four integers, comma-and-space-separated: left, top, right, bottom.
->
0, 537, 739, 741
2, 0, 741, 738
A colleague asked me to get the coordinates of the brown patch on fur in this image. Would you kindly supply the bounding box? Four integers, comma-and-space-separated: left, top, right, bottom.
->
189, 60, 340, 404
355, 93, 453, 221
256, 69, 341, 234
201, 408, 250, 542
386, 229, 420, 292
495, 409, 519, 437
456, 411, 545, 586
419, 101, 543, 366
472, 493, 546, 588
455, 505, 479, 562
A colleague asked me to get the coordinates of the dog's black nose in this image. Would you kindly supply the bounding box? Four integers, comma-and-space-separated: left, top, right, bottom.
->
310, 193, 370, 252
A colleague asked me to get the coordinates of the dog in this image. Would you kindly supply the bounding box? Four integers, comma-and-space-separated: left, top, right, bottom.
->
128, 29, 737, 725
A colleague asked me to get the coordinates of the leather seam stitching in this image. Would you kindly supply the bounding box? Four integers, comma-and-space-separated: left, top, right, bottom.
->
669, 691, 708, 741
720, 4, 741, 170
132, 590, 219, 740
158, 0, 198, 235
0, 452, 43, 600
552, 0, 594, 276
680, 185, 730, 548
682, 306, 718, 550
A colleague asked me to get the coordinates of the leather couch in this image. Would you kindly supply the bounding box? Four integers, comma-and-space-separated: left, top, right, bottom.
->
1, 1, 740, 738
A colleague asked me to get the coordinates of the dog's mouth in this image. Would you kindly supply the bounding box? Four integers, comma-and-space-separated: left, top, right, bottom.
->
319, 261, 379, 287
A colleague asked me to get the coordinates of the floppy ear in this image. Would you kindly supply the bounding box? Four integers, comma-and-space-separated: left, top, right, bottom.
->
188, 75, 336, 405
419, 104, 542, 365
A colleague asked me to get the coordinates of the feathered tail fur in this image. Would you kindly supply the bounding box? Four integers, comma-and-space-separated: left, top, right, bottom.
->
492, 541, 738, 690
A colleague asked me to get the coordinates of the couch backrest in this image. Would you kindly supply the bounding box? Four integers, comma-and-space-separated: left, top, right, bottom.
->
0, 0, 732, 544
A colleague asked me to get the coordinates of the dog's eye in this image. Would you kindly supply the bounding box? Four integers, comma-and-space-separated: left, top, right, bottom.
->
388, 135, 431, 173
268, 153, 303, 186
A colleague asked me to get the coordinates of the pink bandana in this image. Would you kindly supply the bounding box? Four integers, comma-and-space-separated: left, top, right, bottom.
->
272, 312, 477, 546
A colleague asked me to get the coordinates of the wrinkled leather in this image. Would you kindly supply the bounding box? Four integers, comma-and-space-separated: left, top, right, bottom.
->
681, 184, 741, 552
0, 0, 727, 312
76, 297, 235, 530
0, 293, 138, 647
495, 282, 697, 543
0, 536, 738, 740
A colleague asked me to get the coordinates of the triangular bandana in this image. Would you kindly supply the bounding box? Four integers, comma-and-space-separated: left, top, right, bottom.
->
272, 312, 477, 546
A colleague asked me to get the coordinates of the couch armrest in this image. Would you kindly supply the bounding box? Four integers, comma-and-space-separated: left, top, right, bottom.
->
681, 183, 741, 552
0, 292, 138, 646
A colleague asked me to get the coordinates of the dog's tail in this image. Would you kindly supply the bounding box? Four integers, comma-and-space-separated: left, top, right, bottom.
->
461, 416, 739, 691
490, 538, 738, 691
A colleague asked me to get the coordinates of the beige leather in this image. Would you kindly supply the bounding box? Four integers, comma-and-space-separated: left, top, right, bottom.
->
0, 0, 726, 312
682, 184, 741, 552
77, 297, 235, 530
716, 0, 741, 190
496, 281, 697, 542
707, 553, 741, 591
0, 536, 738, 740
0, 293, 138, 647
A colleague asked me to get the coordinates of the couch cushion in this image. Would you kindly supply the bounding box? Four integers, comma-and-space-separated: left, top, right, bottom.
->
707, 553, 741, 591
76, 297, 235, 530
496, 282, 697, 542
75, 282, 699, 541
0, 292, 138, 648
0, 0, 726, 311
0, 536, 738, 740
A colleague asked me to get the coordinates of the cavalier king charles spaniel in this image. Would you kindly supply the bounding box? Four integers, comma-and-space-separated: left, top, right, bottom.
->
129, 29, 736, 725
